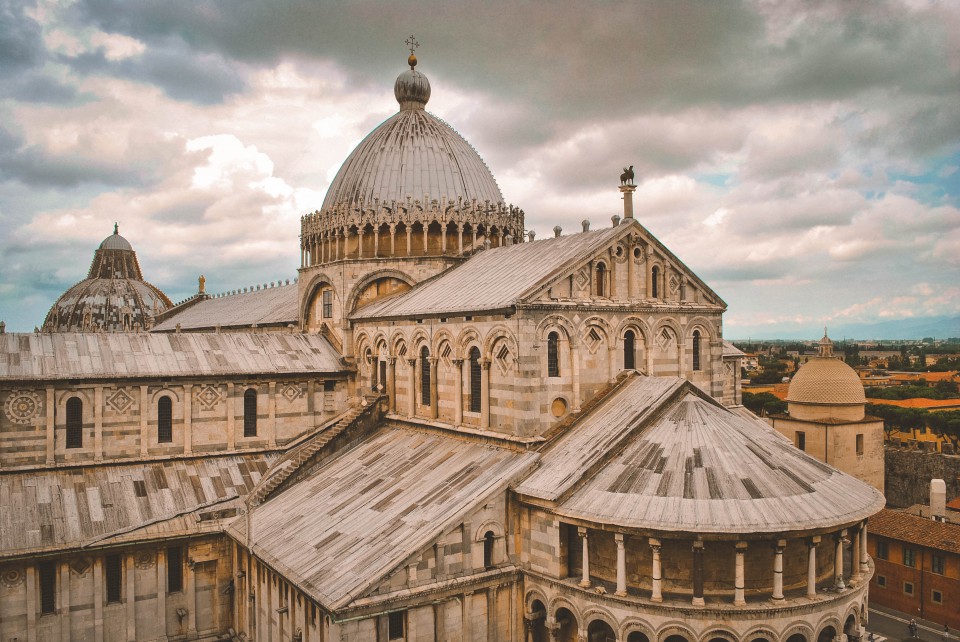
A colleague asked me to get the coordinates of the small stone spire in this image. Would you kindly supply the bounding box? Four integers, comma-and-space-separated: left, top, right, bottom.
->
114, 222, 119, 235
817, 328, 834, 358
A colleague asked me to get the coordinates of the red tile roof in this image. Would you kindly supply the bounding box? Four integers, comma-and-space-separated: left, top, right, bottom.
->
870, 508, 960, 555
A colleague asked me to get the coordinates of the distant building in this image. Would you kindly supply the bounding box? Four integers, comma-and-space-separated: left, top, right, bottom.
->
770, 331, 885, 492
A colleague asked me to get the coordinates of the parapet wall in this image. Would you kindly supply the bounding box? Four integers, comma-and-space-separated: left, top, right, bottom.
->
884, 445, 960, 508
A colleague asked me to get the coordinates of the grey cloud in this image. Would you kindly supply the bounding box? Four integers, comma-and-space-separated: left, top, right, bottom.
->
0, 0, 45, 77
3, 73, 82, 103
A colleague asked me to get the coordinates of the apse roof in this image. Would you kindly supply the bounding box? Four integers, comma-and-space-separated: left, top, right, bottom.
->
0, 331, 344, 381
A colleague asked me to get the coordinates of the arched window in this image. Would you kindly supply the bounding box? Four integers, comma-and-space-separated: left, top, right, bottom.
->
483, 531, 496, 568
243, 388, 258, 437
547, 332, 560, 378
469, 347, 482, 413
157, 396, 172, 443
595, 263, 606, 297
651, 266, 660, 298
420, 347, 431, 407
66, 397, 83, 448
693, 330, 702, 371
623, 330, 636, 370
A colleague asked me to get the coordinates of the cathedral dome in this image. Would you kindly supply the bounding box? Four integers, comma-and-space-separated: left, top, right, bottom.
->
43, 225, 172, 332
786, 331, 866, 421
319, 61, 504, 212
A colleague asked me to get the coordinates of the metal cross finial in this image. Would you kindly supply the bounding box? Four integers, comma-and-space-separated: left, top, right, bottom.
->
114, 222, 118, 235
405, 35, 420, 55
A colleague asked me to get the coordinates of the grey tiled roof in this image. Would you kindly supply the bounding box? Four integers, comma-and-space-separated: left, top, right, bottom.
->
0, 453, 274, 558
518, 375, 884, 533
0, 331, 345, 381
351, 226, 625, 319
230, 425, 537, 610
152, 283, 297, 331
723, 341, 746, 357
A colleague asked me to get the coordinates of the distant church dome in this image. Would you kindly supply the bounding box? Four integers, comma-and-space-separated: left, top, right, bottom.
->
43, 224, 172, 332
320, 58, 504, 210
787, 330, 866, 421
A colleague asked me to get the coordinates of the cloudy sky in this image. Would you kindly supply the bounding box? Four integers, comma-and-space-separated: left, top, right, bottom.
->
1, 0, 958, 337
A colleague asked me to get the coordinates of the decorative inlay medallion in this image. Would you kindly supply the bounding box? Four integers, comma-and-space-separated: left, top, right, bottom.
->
584, 327, 604, 354
70, 558, 91, 576
669, 274, 680, 293
4, 391, 42, 425
657, 328, 674, 349
575, 268, 589, 289
280, 382, 303, 403
105, 388, 134, 414
195, 384, 224, 411
134, 551, 155, 569
1, 567, 24, 587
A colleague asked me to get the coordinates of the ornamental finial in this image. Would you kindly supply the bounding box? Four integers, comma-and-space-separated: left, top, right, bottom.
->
114, 222, 119, 235
405, 35, 420, 69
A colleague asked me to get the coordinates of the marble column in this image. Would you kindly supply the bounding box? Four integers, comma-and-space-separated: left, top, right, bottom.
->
125, 553, 136, 641
578, 527, 591, 588
453, 358, 464, 425
60, 562, 70, 642
734, 541, 747, 606
860, 522, 869, 574
480, 358, 491, 429
182, 384, 192, 455
615, 533, 627, 596
692, 540, 704, 606
851, 525, 862, 582
650, 538, 663, 602
607, 345, 617, 382
773, 540, 786, 600
386, 357, 397, 412
807, 536, 820, 598
406, 358, 416, 417
46, 387, 55, 464
157, 548, 167, 641
94, 385, 103, 461
428, 356, 439, 420
571, 343, 581, 412
139, 385, 149, 456
835, 531, 846, 590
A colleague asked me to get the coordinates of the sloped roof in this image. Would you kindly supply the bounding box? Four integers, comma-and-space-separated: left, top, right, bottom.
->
518, 376, 884, 534
723, 341, 746, 358
0, 454, 274, 559
351, 226, 625, 319
230, 425, 537, 610
153, 283, 297, 331
870, 508, 960, 555
0, 331, 345, 381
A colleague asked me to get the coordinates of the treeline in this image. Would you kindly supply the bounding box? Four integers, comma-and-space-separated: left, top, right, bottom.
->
865, 381, 959, 400
742, 392, 787, 416
866, 403, 960, 440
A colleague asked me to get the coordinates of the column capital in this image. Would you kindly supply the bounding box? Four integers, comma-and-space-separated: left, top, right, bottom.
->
406, 358, 417, 367
480, 357, 491, 370
735, 541, 748, 552
615, 533, 625, 545
452, 358, 464, 367
809, 535, 821, 547
387, 356, 397, 365
648, 537, 661, 548
692, 539, 704, 551
428, 356, 438, 365
775, 539, 787, 550
578, 526, 588, 538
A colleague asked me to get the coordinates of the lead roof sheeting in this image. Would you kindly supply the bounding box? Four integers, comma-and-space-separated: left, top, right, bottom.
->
233, 426, 537, 610
0, 331, 344, 380
152, 283, 298, 331
0, 454, 274, 558
555, 392, 884, 533
352, 226, 625, 319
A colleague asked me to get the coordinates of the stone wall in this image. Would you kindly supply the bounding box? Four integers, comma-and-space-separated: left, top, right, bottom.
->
884, 446, 960, 508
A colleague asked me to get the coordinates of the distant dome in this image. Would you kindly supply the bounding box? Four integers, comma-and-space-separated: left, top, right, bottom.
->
43, 225, 172, 332
787, 331, 866, 421
320, 62, 504, 212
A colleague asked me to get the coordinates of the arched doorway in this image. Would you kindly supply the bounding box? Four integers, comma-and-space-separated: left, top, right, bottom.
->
665, 636, 690, 642
588, 620, 616, 642
555, 608, 578, 642
528, 600, 548, 642
626, 633, 650, 642
844, 615, 860, 642
817, 627, 837, 642
786, 635, 807, 642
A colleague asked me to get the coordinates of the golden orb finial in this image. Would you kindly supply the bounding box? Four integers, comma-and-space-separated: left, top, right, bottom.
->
405, 35, 420, 70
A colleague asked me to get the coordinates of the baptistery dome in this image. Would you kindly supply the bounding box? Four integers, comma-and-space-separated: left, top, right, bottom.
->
43, 225, 172, 332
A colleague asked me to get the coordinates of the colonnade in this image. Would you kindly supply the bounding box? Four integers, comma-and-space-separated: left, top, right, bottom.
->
571, 522, 869, 605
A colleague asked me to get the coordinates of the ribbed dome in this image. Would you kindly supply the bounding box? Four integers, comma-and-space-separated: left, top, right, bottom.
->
43, 225, 172, 332
320, 66, 504, 212
787, 357, 866, 405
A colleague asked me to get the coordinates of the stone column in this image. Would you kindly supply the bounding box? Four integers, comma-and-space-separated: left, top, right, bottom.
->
428, 356, 439, 420
126, 553, 136, 641
650, 538, 663, 602
356, 230, 363, 259
94, 556, 104, 642
734, 541, 747, 605
578, 527, 591, 588
626, 243, 635, 300
615, 533, 627, 596
183, 384, 192, 455
422, 225, 429, 255
835, 531, 846, 590
807, 536, 820, 598
94, 385, 104, 461
440, 222, 448, 253
607, 345, 617, 382
692, 540, 704, 606
480, 358, 491, 429
453, 358, 464, 425
406, 227, 413, 255
26, 565, 36, 642
373, 225, 380, 256
571, 343, 581, 413
157, 548, 167, 641
186, 559, 196, 635
457, 224, 463, 254
386, 357, 397, 411
389, 224, 396, 256
407, 358, 417, 417
851, 525, 862, 582
139, 385, 149, 456
226, 383, 236, 449
860, 522, 869, 574
60, 561, 70, 642
773, 540, 786, 600
46, 387, 55, 464
268, 381, 277, 446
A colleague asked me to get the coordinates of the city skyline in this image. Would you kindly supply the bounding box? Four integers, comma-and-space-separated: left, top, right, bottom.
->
1, 1, 958, 336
